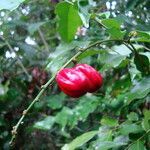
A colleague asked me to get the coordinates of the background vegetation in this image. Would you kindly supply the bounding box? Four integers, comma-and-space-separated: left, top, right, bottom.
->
0, 0, 150, 149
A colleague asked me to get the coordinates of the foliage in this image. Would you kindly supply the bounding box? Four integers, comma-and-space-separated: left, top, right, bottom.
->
0, 0, 150, 149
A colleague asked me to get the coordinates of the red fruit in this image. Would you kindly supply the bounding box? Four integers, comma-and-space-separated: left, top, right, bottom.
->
56, 64, 103, 98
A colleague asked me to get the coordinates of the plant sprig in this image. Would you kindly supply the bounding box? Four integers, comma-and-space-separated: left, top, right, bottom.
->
9, 38, 130, 146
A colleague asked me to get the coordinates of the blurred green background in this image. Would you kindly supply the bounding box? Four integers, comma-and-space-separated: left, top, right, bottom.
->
0, 0, 150, 149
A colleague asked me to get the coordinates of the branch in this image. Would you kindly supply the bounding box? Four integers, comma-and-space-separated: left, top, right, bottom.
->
9, 38, 124, 146
123, 42, 135, 54
142, 45, 150, 51
38, 28, 49, 52
95, 17, 108, 29
129, 42, 138, 53
0, 36, 31, 80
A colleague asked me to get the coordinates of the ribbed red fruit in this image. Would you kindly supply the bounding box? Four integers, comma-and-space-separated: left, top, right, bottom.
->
56, 64, 103, 98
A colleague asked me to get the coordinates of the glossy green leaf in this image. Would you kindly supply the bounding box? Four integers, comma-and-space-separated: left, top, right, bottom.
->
101, 18, 126, 39
113, 135, 129, 147
140, 52, 150, 61
134, 53, 150, 75
129, 63, 141, 81
127, 112, 139, 121
97, 127, 112, 142
0, 0, 25, 11
54, 95, 99, 128
33, 116, 55, 130
132, 31, 150, 42
127, 77, 150, 104
47, 94, 66, 109
101, 116, 118, 127
92, 140, 128, 150
78, 1, 90, 28
90, 127, 113, 149
101, 18, 122, 29
128, 140, 146, 150
55, 107, 73, 127
69, 95, 100, 128
112, 44, 131, 56
106, 28, 126, 39
62, 131, 98, 150
77, 49, 105, 61
55, 2, 82, 42
120, 123, 143, 135
46, 41, 90, 73
99, 52, 126, 70
142, 109, 150, 131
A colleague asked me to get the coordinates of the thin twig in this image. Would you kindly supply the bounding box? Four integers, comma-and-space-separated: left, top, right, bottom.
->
129, 42, 137, 51
143, 45, 150, 51
9, 38, 124, 146
123, 42, 135, 53
0, 36, 31, 80
95, 17, 108, 29
38, 28, 49, 52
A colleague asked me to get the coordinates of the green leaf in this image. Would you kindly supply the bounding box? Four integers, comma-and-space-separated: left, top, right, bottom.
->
33, 116, 55, 130
101, 18, 126, 39
120, 123, 143, 135
92, 141, 128, 150
0, 0, 25, 11
134, 53, 150, 75
127, 112, 139, 121
142, 109, 150, 131
99, 52, 126, 70
78, 1, 91, 28
101, 18, 122, 29
128, 140, 146, 150
62, 131, 98, 150
54, 95, 99, 128
55, 107, 73, 127
55, 2, 82, 42
127, 77, 150, 104
70, 95, 100, 128
140, 52, 150, 61
132, 31, 150, 42
112, 44, 131, 56
77, 49, 104, 61
113, 135, 129, 147
46, 41, 90, 73
106, 28, 126, 39
101, 116, 118, 127
129, 63, 141, 81
97, 127, 112, 142
47, 94, 66, 109
91, 127, 129, 150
